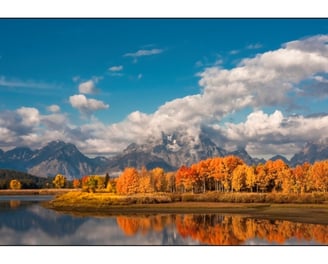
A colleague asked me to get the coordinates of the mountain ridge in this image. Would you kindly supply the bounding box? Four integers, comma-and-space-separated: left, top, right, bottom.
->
1, 138, 328, 179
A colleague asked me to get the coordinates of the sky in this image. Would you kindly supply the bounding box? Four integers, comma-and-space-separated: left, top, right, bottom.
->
1, 18, 328, 159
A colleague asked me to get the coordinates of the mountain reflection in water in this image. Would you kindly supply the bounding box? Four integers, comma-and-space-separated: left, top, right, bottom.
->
0, 199, 327, 245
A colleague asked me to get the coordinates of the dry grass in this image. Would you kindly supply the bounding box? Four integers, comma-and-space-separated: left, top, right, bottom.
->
169, 191, 328, 204
46, 191, 173, 210
0, 188, 76, 196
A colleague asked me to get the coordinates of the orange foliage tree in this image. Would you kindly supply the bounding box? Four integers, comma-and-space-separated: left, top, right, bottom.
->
176, 165, 196, 192
116, 167, 140, 195
72, 178, 81, 189
221, 156, 244, 192
309, 160, 328, 192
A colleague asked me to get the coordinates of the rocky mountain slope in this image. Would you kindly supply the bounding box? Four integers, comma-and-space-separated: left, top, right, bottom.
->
290, 142, 328, 167
0, 141, 108, 180
103, 132, 260, 173
2, 136, 328, 180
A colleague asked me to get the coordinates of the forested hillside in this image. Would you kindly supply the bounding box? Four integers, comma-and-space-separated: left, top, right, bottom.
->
0, 169, 51, 189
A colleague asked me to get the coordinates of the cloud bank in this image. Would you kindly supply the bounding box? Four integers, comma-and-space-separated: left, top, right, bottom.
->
1, 35, 328, 158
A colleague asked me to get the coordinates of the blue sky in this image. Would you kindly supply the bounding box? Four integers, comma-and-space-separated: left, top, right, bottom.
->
1, 18, 328, 158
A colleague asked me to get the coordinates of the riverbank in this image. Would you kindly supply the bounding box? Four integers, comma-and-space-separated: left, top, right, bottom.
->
0, 189, 76, 196
43, 191, 328, 225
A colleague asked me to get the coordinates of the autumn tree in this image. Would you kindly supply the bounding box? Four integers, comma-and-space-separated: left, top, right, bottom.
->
165, 172, 176, 193
245, 166, 256, 192
291, 162, 310, 193
265, 159, 289, 192
309, 161, 328, 192
107, 178, 117, 193
176, 165, 195, 193
9, 179, 22, 190
87, 176, 97, 192
72, 179, 81, 189
231, 164, 247, 192
255, 164, 268, 192
137, 167, 153, 193
196, 159, 212, 193
53, 174, 66, 188
211, 157, 224, 192
94, 175, 105, 189
116, 167, 140, 195
150, 167, 166, 192
221, 156, 244, 192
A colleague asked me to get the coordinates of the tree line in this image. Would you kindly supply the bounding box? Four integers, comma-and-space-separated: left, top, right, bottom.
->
0, 169, 51, 189
113, 156, 328, 195
4, 155, 327, 194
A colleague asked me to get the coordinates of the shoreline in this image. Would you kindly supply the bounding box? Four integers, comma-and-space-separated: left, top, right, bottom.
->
43, 200, 328, 225
3, 189, 328, 225
0, 189, 75, 195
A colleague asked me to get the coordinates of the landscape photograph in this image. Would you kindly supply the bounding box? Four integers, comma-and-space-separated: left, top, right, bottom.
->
1, 17, 328, 249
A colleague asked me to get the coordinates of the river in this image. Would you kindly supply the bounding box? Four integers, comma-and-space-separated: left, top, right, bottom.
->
0, 196, 327, 245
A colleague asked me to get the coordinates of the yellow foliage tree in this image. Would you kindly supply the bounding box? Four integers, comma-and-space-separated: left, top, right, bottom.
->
232, 164, 247, 192
53, 174, 66, 188
150, 167, 166, 192
10, 179, 22, 190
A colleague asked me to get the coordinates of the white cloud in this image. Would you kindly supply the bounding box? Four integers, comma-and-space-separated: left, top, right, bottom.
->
137, 73, 143, 79
123, 48, 163, 58
217, 110, 328, 158
109, 65, 123, 72
78, 80, 97, 94
47, 104, 60, 113
69, 94, 109, 115
199, 34, 328, 113
0, 76, 59, 89
16, 107, 40, 127
0, 127, 15, 144
76, 35, 328, 156
2, 35, 328, 158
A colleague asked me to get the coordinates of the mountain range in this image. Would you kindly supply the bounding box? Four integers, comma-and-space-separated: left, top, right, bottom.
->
1, 133, 328, 179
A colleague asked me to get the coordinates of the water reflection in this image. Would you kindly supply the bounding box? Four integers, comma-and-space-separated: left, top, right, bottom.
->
0, 199, 196, 245
176, 215, 328, 245
0, 197, 327, 245
115, 214, 328, 245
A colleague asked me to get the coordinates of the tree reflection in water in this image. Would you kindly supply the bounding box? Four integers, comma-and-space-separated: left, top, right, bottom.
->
116, 214, 328, 245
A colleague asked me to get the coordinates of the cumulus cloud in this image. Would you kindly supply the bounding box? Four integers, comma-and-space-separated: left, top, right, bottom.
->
199, 35, 328, 113
16, 107, 40, 127
102, 34, 328, 156
78, 80, 97, 94
215, 111, 328, 158
69, 94, 109, 115
2, 35, 328, 158
47, 104, 60, 113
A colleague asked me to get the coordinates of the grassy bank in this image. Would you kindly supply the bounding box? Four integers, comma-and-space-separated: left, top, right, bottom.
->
42, 191, 328, 225
0, 188, 76, 196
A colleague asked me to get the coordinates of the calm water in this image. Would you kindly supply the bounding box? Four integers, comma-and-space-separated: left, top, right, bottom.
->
0, 196, 327, 245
